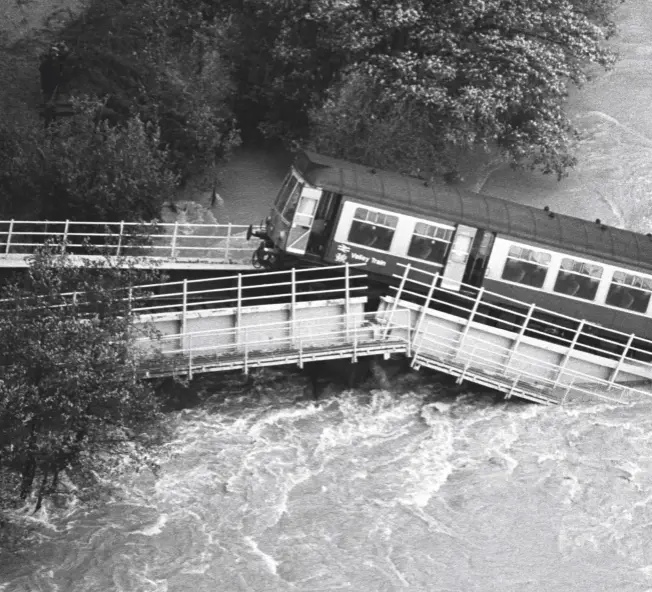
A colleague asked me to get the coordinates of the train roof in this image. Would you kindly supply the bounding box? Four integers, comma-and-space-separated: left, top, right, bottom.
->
295, 150, 652, 274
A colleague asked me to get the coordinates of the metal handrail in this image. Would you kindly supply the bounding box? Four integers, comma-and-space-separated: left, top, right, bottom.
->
137, 308, 411, 379
391, 263, 652, 363
0, 219, 252, 258
414, 327, 643, 404
0, 263, 367, 317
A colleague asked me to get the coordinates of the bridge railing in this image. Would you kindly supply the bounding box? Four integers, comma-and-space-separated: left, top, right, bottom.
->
0, 263, 367, 323
137, 307, 411, 379
133, 263, 366, 317
0, 219, 252, 261
409, 305, 651, 405
386, 263, 652, 394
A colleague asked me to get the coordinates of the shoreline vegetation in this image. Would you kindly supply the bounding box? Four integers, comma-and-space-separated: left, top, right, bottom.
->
0, 0, 624, 547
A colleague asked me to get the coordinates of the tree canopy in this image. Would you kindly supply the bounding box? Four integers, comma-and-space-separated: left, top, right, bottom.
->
223, 0, 622, 184
0, 98, 178, 221
0, 248, 161, 519
55, 0, 241, 183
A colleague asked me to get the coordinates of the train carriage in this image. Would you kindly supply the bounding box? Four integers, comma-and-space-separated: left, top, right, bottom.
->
249, 150, 652, 342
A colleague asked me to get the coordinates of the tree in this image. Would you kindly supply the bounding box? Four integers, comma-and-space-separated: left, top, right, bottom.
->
57, 0, 241, 182
0, 112, 45, 220
40, 97, 178, 222
0, 97, 179, 222
222, 0, 621, 183
0, 246, 162, 516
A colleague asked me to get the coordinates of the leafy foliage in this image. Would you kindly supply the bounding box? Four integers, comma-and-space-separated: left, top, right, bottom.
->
57, 0, 241, 182
0, 98, 178, 222
223, 0, 621, 179
0, 112, 45, 219
0, 247, 162, 516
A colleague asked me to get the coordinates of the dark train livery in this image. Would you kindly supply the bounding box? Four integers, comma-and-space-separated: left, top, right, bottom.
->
249, 150, 652, 341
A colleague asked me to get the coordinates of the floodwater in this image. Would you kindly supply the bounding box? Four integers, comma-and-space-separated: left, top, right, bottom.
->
4, 375, 652, 592
4, 1, 652, 590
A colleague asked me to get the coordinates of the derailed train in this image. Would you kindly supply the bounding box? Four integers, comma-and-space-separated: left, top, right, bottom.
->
248, 150, 652, 345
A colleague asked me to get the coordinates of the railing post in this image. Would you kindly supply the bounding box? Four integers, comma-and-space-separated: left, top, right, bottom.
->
290, 268, 296, 346
188, 333, 193, 380
344, 262, 351, 340
503, 302, 536, 375
5, 219, 14, 254
455, 287, 484, 357
552, 320, 585, 391
171, 221, 179, 258
456, 343, 478, 385
561, 376, 576, 405
61, 219, 70, 254
411, 272, 439, 357
505, 373, 522, 400
383, 263, 411, 338
182, 279, 188, 338
352, 325, 358, 364
243, 327, 249, 374
225, 223, 232, 262
116, 220, 124, 256
128, 287, 133, 310
236, 273, 243, 346
608, 333, 636, 390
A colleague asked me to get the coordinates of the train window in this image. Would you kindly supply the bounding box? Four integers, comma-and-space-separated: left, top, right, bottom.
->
606, 271, 652, 313
347, 207, 398, 251
553, 258, 603, 300
407, 222, 453, 266
501, 246, 551, 288
274, 173, 293, 208
282, 180, 304, 221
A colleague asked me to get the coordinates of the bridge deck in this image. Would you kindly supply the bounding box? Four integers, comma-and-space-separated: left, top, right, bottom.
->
124, 263, 652, 406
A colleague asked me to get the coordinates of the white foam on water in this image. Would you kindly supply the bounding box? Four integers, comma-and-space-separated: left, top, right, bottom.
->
244, 535, 280, 575
131, 513, 168, 536
397, 404, 456, 507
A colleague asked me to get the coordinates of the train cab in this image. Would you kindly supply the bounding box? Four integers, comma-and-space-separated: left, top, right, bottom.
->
250, 167, 342, 264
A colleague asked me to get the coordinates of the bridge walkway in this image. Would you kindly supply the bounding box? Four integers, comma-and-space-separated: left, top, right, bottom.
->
131, 264, 409, 378
377, 264, 652, 406
121, 263, 652, 406
29, 260, 652, 406
0, 219, 258, 270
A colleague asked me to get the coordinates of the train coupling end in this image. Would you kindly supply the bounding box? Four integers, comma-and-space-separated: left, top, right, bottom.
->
247, 224, 268, 241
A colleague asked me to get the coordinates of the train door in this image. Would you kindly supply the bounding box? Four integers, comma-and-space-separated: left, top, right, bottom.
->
285, 187, 322, 255
440, 225, 477, 291
306, 191, 342, 257
462, 230, 496, 287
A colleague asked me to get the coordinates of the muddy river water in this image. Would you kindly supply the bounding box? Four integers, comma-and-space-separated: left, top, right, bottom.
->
4, 2, 652, 590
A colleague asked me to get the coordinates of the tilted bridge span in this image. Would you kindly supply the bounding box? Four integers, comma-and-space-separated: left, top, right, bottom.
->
127, 263, 652, 407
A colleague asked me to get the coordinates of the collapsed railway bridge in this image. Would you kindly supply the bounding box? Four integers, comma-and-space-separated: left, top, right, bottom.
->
2, 218, 652, 406
106, 264, 652, 406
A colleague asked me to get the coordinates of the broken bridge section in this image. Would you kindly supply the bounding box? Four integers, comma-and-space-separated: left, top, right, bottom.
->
377, 264, 652, 406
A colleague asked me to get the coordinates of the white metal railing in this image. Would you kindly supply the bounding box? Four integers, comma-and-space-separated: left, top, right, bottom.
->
137, 308, 411, 379
389, 263, 652, 402
0, 263, 366, 320
0, 263, 367, 316
409, 312, 651, 404
133, 263, 366, 317
0, 219, 252, 261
